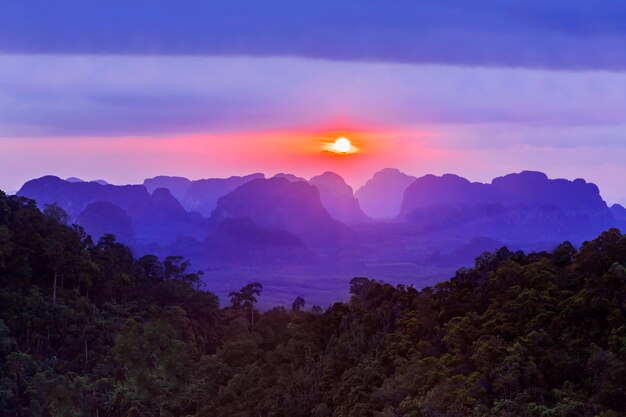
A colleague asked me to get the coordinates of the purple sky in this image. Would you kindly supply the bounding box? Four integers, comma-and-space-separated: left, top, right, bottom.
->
1, 1, 625, 204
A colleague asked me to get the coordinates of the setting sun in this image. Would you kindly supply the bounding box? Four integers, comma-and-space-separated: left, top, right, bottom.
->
331, 137, 352, 153
317, 131, 368, 156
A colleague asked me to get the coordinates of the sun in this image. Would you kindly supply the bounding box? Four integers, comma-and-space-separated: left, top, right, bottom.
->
331, 137, 352, 153
319, 134, 360, 155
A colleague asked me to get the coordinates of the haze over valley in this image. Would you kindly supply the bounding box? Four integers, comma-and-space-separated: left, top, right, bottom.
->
15, 168, 626, 305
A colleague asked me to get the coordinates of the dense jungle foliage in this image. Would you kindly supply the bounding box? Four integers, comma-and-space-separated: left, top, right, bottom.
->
0, 190, 624, 417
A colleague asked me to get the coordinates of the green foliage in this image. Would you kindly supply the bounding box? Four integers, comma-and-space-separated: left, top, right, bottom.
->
0, 193, 217, 417
0, 191, 624, 416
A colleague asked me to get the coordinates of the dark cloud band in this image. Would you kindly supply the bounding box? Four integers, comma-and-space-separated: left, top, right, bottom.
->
3, 0, 626, 70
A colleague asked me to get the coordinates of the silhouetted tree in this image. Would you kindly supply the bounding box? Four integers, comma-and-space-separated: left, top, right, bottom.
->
229, 282, 263, 330
43, 203, 69, 225
292, 296, 305, 313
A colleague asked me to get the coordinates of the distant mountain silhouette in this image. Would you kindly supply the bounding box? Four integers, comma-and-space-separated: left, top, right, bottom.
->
12, 169, 626, 304
400, 174, 495, 212
400, 171, 614, 241
143, 176, 192, 202
272, 173, 307, 182
76, 201, 135, 244
17, 176, 202, 244
147, 187, 198, 234
491, 171, 607, 211
182, 173, 264, 216
355, 168, 417, 218
143, 173, 265, 216
210, 177, 350, 246
611, 204, 626, 228
65, 177, 109, 185
309, 172, 369, 224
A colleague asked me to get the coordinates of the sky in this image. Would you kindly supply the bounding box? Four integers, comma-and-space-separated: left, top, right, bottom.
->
1, 1, 626, 205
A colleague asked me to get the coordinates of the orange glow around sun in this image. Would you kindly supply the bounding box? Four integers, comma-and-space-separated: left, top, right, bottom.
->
1, 124, 444, 189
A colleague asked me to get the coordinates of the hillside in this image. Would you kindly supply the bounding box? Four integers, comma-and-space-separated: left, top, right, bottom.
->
1, 190, 624, 416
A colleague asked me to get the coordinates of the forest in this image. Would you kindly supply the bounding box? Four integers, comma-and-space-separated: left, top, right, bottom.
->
0, 190, 624, 417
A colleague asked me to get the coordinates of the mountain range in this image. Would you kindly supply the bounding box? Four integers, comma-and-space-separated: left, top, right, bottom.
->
18, 175, 204, 245
400, 171, 614, 241
144, 173, 264, 216
16, 169, 625, 304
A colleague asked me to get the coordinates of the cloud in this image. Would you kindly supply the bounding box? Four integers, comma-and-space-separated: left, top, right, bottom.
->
2, 1, 626, 70
1, 55, 626, 139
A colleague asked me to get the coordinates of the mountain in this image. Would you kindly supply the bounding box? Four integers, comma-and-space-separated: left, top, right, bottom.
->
400, 171, 614, 242
611, 204, 626, 228
491, 171, 607, 211
143, 188, 199, 239
143, 175, 192, 202
272, 173, 307, 182
17, 176, 201, 244
309, 171, 369, 224
16, 170, 624, 288
76, 201, 135, 244
143, 174, 264, 216
182, 173, 264, 216
400, 173, 496, 213
210, 177, 350, 246
402, 171, 608, 213
355, 168, 417, 218
65, 177, 109, 185
611, 203, 626, 219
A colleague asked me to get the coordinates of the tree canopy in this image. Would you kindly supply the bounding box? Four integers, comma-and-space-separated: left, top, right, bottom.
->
0, 190, 624, 417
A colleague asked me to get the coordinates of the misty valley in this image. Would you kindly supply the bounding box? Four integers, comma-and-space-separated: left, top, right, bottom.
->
14, 169, 626, 306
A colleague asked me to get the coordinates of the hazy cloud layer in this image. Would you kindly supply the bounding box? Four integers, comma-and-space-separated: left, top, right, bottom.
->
3, 1, 626, 70
2, 55, 626, 139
